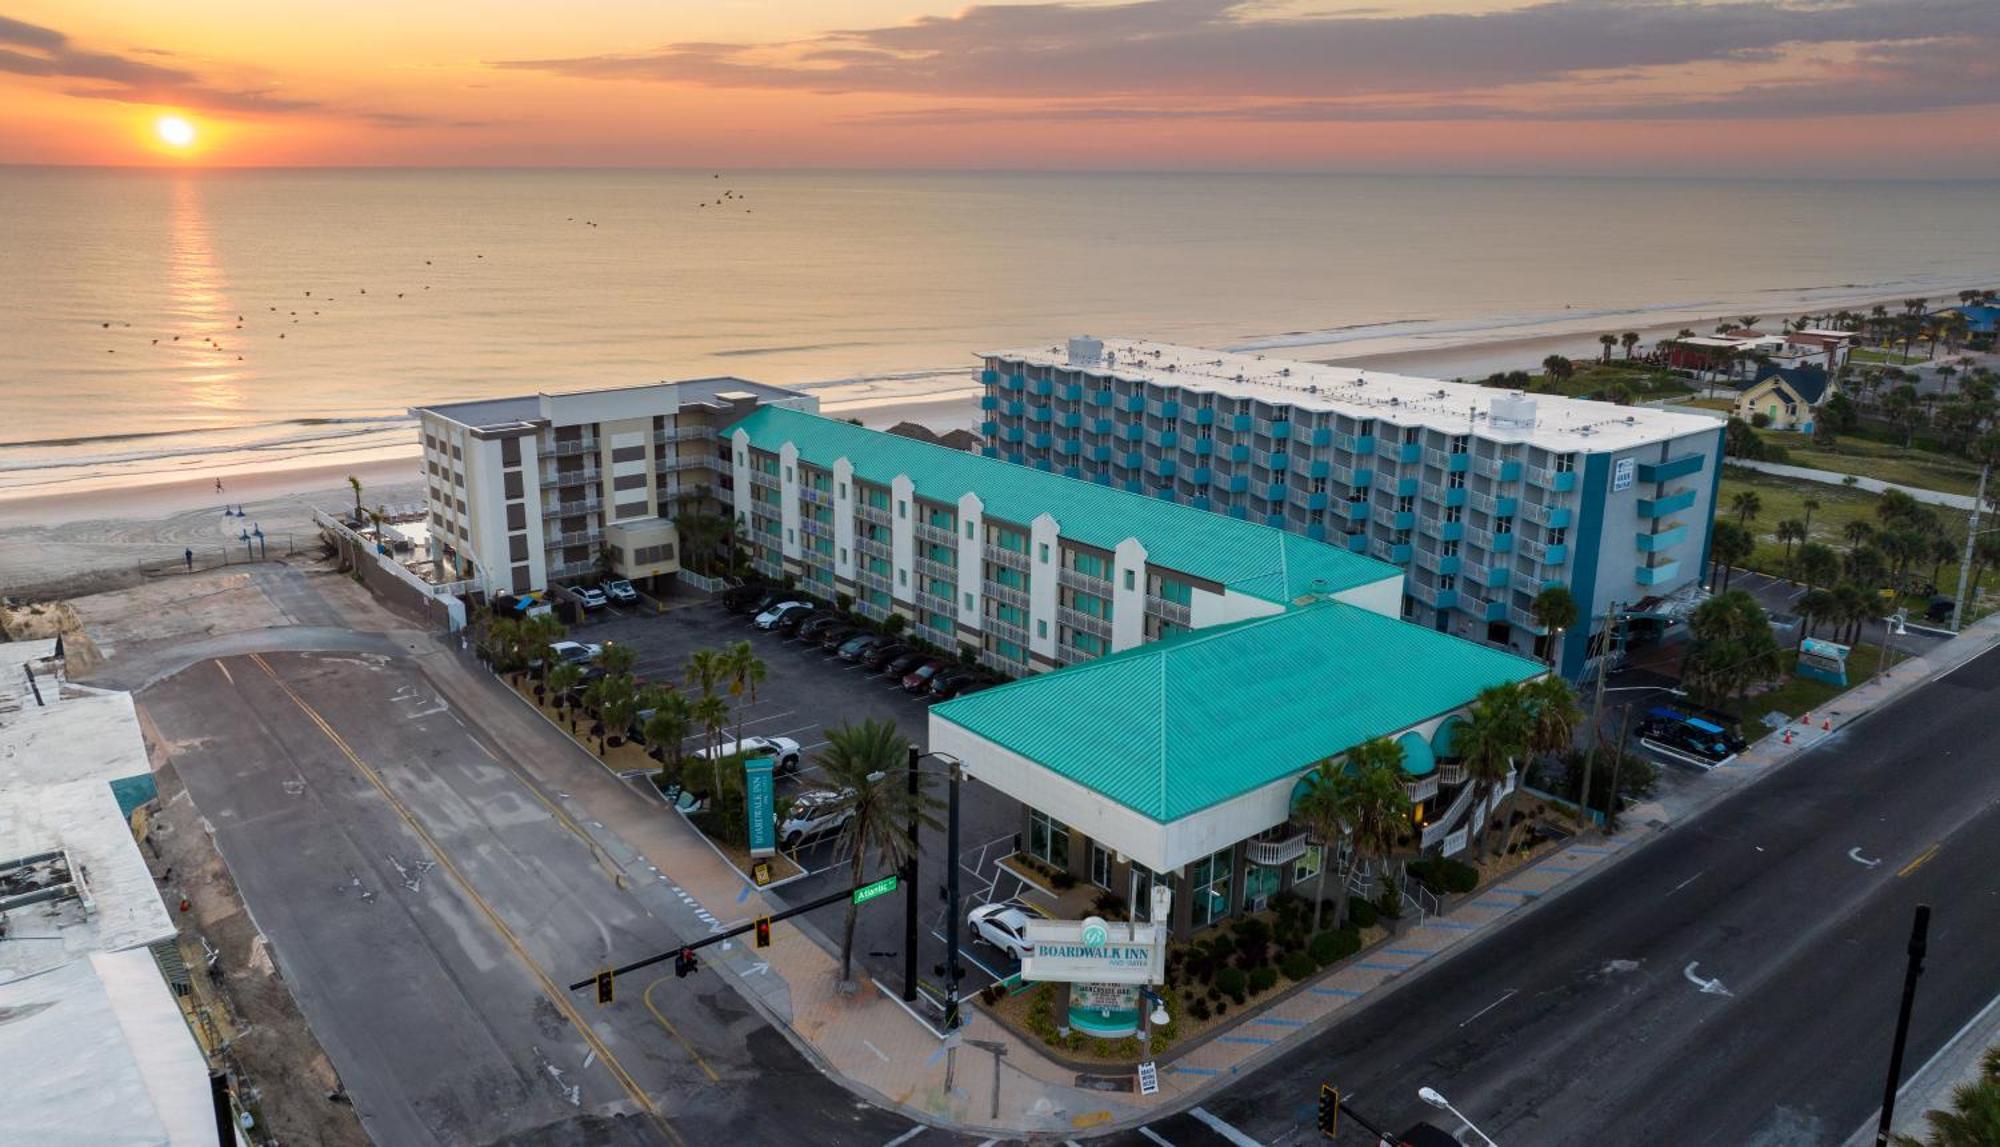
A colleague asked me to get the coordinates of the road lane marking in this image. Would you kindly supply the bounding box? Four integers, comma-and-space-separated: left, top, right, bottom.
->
881, 1128, 926, 1147
1189, 1107, 1263, 1146
1460, 988, 1518, 1027
1848, 847, 1883, 868
643, 978, 721, 1084
1137, 1129, 1174, 1147
862, 1039, 892, 1063
215, 661, 235, 686
1898, 843, 1941, 877
246, 654, 678, 1142
1682, 961, 1731, 996
1670, 868, 1707, 893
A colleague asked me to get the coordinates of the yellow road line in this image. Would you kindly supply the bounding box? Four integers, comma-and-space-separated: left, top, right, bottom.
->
645, 978, 722, 1084
245, 654, 679, 1143
1898, 843, 1941, 878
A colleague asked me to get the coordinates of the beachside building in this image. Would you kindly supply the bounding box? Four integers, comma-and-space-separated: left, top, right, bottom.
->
719, 406, 1404, 677
410, 379, 815, 595
0, 639, 220, 1145
1734, 364, 1835, 433
928, 599, 1546, 937
978, 338, 1726, 678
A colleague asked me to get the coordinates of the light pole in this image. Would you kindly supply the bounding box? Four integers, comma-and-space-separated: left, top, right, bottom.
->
1137, 986, 1170, 1057
1418, 1086, 1498, 1147
904, 748, 965, 1026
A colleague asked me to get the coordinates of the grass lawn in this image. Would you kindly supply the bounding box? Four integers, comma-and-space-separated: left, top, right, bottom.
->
1734, 642, 1885, 722
1755, 430, 1985, 498
1480, 361, 1697, 403
1685, 397, 1737, 413
1849, 346, 1927, 366
1717, 467, 1997, 591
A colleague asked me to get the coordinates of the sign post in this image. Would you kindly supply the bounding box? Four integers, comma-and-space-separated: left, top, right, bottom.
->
852, 874, 898, 905
743, 755, 776, 858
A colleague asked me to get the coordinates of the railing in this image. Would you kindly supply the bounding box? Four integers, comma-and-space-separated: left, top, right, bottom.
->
1461, 558, 1502, 587
800, 518, 831, 540
1371, 505, 1413, 530
1519, 537, 1567, 565
1244, 828, 1310, 867
915, 589, 955, 616
1473, 454, 1520, 481
1058, 606, 1112, 639
1510, 605, 1546, 632
856, 536, 892, 560
658, 424, 715, 442
856, 568, 894, 593
1435, 763, 1467, 786
799, 486, 828, 506
1405, 774, 1439, 804
748, 468, 780, 491
987, 545, 1031, 572
1527, 465, 1578, 492
542, 498, 600, 519
659, 453, 714, 472
552, 439, 597, 457
1144, 597, 1193, 627
1520, 500, 1571, 527
1057, 566, 1111, 593
548, 560, 596, 579
915, 556, 957, 583
545, 529, 596, 547
983, 580, 1030, 609
1054, 644, 1089, 666
856, 502, 892, 526
915, 521, 958, 547
982, 614, 1028, 645
979, 648, 1028, 676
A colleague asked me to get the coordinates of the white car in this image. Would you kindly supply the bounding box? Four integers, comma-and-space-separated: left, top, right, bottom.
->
602, 578, 639, 604
547, 640, 602, 665
566, 585, 608, 611
693, 735, 804, 776
753, 601, 810, 630
778, 788, 855, 849
967, 903, 1037, 961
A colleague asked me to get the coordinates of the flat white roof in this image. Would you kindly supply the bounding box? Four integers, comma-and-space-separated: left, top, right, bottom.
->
984, 338, 1720, 453
414, 376, 807, 431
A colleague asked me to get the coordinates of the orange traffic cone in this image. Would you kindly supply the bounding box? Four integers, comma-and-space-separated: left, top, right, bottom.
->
1782, 729, 1793, 745
178, 896, 191, 914
1802, 711, 1812, 725
1822, 717, 1831, 731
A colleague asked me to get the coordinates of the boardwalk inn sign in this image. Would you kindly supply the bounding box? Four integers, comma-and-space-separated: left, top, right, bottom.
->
1020, 888, 1172, 1037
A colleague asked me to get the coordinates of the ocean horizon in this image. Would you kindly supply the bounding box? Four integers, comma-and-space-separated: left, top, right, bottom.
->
5, 167, 1997, 498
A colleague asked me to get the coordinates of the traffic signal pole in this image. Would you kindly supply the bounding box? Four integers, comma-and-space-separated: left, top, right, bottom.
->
567, 876, 887, 991
903, 744, 921, 1003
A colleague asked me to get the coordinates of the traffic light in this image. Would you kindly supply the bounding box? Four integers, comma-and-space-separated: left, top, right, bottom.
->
755, 918, 771, 949
1317, 1083, 1339, 1138
674, 947, 698, 978
594, 969, 615, 1006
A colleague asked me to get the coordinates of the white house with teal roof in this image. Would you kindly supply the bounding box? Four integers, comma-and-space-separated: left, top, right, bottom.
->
722, 406, 1405, 677
929, 601, 1546, 937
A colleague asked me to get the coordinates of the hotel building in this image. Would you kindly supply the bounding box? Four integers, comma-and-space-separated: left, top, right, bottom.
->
411, 379, 813, 595
977, 338, 1726, 677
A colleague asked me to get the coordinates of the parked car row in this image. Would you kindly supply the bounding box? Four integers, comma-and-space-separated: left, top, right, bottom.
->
723, 582, 1002, 702
560, 578, 639, 612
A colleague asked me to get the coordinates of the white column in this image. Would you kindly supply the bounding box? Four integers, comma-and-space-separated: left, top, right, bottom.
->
729, 429, 752, 527
1111, 537, 1148, 652
1029, 512, 1061, 662
957, 491, 985, 630
833, 457, 856, 582
891, 474, 916, 607
778, 441, 802, 562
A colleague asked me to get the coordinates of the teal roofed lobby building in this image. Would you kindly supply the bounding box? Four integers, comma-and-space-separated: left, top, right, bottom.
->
722, 406, 1405, 678
929, 602, 1547, 938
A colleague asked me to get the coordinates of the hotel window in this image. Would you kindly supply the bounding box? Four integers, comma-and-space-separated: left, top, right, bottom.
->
1089, 843, 1113, 890
1555, 452, 1577, 473
1129, 864, 1154, 922
1039, 543, 1050, 563
1071, 631, 1107, 657
898, 500, 907, 519
964, 592, 973, 610
1294, 844, 1323, 886
1187, 846, 1234, 929
1029, 809, 1069, 867
1124, 569, 1136, 591
1037, 619, 1048, 638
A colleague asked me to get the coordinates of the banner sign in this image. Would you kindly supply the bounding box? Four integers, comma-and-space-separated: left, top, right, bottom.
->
1612, 457, 1635, 493
1021, 914, 1167, 985
1072, 982, 1139, 1010
744, 755, 776, 857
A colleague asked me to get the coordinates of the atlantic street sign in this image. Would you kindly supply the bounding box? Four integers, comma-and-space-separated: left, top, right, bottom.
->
852, 874, 899, 905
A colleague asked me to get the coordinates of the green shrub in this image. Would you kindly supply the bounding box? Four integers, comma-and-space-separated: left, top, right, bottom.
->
1051, 870, 1077, 891
1189, 997, 1211, 1021
1377, 889, 1402, 920
1232, 918, 1271, 948
1281, 951, 1316, 982
1346, 898, 1377, 929
1215, 965, 1247, 1003
1205, 932, 1235, 958
1308, 931, 1341, 967
1215, 999, 1228, 1016
1247, 966, 1278, 995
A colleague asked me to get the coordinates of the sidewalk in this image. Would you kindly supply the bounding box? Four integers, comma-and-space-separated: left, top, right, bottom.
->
1842, 989, 2000, 1147
416, 608, 2000, 1140
1728, 457, 1980, 510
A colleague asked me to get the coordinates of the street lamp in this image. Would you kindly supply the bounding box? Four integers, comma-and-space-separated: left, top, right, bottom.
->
904, 748, 964, 1029
1418, 1086, 1498, 1147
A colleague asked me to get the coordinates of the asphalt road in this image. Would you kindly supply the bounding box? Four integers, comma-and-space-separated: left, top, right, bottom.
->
1103, 644, 2000, 1147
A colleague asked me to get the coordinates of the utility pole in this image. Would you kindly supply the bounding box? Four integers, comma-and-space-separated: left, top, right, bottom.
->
944, 761, 963, 1030
902, 745, 920, 1003
1606, 703, 1634, 834
1874, 904, 1931, 1145
1951, 457, 1988, 634
1578, 601, 1621, 836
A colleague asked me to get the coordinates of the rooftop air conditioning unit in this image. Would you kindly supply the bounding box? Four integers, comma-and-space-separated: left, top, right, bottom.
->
1067, 336, 1104, 366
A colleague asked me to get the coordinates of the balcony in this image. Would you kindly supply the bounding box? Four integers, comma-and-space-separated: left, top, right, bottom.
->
800, 518, 832, 540
1520, 538, 1570, 566
1245, 826, 1310, 867
1510, 605, 1547, 632
1393, 476, 1420, 497
1470, 492, 1518, 518
914, 520, 957, 547
799, 485, 829, 506
1372, 506, 1416, 531
748, 468, 780, 492
915, 556, 957, 583
1636, 525, 1689, 553
658, 453, 714, 472
1638, 453, 1705, 484
542, 496, 600, 519
545, 529, 596, 547
539, 462, 599, 486
1462, 558, 1510, 590
1027, 406, 1052, 424
1636, 560, 1682, 586
1144, 596, 1193, 627
1639, 489, 1697, 518
982, 614, 1028, 645
1341, 500, 1370, 521
1292, 489, 1330, 512
1415, 547, 1461, 578
856, 568, 894, 594
1405, 775, 1440, 804
1474, 455, 1523, 482
548, 560, 596, 579
1305, 426, 1334, 447
988, 545, 1031, 571
1058, 566, 1110, 593
1421, 482, 1469, 508
856, 502, 892, 526
1371, 539, 1414, 564
1521, 501, 1573, 528
915, 588, 955, 616
1059, 606, 1113, 638
551, 438, 598, 457
1424, 448, 1472, 473
1379, 440, 1423, 463
1527, 466, 1579, 493
983, 579, 1030, 609
1466, 526, 1516, 554
1436, 763, 1468, 787
1295, 458, 1331, 480
1417, 516, 1465, 543
1329, 463, 1374, 488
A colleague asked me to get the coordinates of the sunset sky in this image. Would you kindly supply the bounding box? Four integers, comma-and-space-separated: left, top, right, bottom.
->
4, 0, 1997, 174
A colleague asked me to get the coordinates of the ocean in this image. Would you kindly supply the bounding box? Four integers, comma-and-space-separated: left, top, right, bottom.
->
4, 168, 1997, 499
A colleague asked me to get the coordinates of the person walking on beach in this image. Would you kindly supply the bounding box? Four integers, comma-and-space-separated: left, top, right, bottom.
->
215, 477, 223, 494
184, 548, 194, 572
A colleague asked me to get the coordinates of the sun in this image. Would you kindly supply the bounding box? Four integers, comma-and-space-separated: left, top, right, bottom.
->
155, 116, 197, 148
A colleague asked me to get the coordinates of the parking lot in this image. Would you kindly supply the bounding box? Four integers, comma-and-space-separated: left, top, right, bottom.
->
572, 597, 1042, 1001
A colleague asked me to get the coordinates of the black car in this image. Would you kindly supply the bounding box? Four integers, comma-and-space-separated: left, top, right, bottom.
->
927, 670, 976, 700
817, 624, 861, 651
863, 642, 912, 671
796, 613, 846, 642
722, 583, 777, 614
773, 605, 815, 634
838, 633, 889, 662
882, 651, 928, 678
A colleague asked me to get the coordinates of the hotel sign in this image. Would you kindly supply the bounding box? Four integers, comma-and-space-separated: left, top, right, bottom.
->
1612, 457, 1636, 493
1022, 914, 1168, 985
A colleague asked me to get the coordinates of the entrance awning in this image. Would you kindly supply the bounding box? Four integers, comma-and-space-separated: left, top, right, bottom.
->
1430, 716, 1464, 761
1396, 731, 1436, 778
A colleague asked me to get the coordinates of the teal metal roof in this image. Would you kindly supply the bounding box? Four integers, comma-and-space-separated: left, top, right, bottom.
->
932, 600, 1545, 823
722, 406, 1398, 603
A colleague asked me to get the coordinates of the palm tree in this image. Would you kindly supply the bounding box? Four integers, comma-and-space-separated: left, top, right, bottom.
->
644, 692, 695, 785
1730, 490, 1762, 526
723, 640, 768, 747
1708, 521, 1754, 592
685, 647, 727, 698
1775, 518, 1806, 561
1890, 1043, 2000, 1146
347, 474, 363, 524
1796, 588, 1835, 645
815, 719, 940, 986
1843, 519, 1876, 549
690, 691, 732, 792
1542, 355, 1574, 382
1801, 497, 1820, 539
1518, 676, 1580, 845
1330, 738, 1410, 928
1529, 585, 1579, 666
1454, 684, 1531, 860
1738, 315, 1760, 330
1291, 760, 1351, 937
547, 661, 584, 727
1598, 334, 1617, 364
600, 641, 638, 678
1620, 331, 1640, 359
1793, 542, 1839, 591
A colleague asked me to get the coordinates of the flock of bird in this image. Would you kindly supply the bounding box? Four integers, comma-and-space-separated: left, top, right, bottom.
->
96, 176, 760, 358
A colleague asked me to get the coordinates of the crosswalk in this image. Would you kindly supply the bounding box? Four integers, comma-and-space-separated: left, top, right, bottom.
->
875, 1104, 1271, 1147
